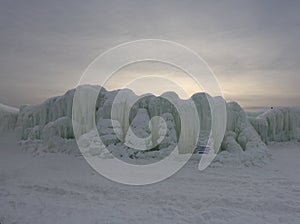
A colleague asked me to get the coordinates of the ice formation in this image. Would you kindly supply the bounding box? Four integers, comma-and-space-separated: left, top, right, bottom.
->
1, 85, 283, 166
0, 103, 18, 132
214, 102, 269, 166
125, 108, 153, 150
250, 107, 300, 143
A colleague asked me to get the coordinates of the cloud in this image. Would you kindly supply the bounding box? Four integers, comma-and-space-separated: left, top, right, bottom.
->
0, 0, 299, 107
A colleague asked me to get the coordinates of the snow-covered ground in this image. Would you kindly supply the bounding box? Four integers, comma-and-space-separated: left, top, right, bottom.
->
0, 133, 299, 224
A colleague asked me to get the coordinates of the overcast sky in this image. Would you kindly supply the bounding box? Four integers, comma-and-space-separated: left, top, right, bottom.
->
0, 0, 300, 109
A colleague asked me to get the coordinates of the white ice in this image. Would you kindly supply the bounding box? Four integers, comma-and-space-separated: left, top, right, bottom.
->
10, 86, 274, 166
0, 103, 18, 132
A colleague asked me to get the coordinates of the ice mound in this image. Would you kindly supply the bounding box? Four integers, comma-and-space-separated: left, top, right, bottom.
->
12, 85, 270, 166
16, 89, 74, 140
0, 103, 19, 132
15, 89, 77, 154
250, 107, 300, 143
214, 102, 270, 167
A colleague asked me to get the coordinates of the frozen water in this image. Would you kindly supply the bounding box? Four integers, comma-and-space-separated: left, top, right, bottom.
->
3, 86, 297, 166
215, 102, 270, 167
0, 103, 18, 132
250, 107, 300, 143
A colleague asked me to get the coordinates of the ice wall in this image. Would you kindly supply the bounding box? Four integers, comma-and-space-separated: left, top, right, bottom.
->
16, 89, 75, 140
250, 107, 300, 143
0, 103, 19, 132
13, 85, 269, 166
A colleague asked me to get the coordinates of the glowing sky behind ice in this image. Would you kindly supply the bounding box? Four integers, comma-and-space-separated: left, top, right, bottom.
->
0, 0, 299, 109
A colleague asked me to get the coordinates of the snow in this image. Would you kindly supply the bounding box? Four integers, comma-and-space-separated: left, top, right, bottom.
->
1, 89, 300, 222
0, 133, 300, 224
0, 103, 18, 132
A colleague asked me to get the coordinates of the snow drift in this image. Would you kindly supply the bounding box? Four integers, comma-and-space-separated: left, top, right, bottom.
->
0, 103, 19, 132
